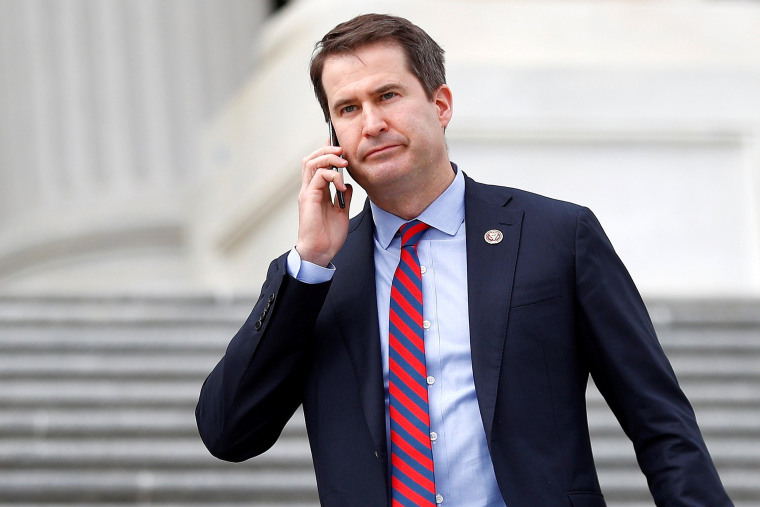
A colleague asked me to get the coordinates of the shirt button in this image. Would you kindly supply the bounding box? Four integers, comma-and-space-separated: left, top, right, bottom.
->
420, 265, 427, 274
430, 431, 438, 441
423, 320, 431, 330
427, 376, 435, 385
436, 494, 444, 504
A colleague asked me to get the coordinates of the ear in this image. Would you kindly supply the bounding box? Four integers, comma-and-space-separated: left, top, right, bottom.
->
433, 84, 453, 129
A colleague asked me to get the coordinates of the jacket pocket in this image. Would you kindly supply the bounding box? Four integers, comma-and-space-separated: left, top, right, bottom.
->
511, 276, 562, 308
567, 491, 606, 507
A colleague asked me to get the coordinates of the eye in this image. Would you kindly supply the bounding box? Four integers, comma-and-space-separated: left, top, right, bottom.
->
380, 92, 396, 101
341, 105, 357, 114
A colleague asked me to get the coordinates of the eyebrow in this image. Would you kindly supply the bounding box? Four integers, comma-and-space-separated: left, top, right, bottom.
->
372, 83, 403, 96
331, 96, 355, 115
330, 82, 406, 114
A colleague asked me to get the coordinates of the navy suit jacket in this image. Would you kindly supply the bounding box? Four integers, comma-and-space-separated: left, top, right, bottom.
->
196, 174, 731, 506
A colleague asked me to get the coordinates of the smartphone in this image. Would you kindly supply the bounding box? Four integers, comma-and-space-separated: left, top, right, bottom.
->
328, 120, 346, 209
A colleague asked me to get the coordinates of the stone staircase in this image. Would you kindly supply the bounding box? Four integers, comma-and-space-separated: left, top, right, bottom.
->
0, 294, 758, 506
0, 294, 316, 506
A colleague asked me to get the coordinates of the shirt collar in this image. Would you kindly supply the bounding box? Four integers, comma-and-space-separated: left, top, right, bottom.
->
371, 163, 465, 250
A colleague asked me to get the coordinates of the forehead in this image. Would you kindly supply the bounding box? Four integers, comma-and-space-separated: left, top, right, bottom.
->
321, 42, 417, 102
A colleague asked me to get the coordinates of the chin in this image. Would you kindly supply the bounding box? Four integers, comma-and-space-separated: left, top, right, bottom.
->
370, 159, 409, 178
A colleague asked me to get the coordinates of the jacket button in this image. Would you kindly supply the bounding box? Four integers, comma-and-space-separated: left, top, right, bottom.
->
254, 319, 262, 331
269, 293, 276, 303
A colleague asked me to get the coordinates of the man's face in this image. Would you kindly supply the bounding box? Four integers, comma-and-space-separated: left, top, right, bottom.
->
321, 42, 452, 199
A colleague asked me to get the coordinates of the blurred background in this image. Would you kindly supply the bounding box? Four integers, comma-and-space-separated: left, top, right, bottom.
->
0, 0, 759, 505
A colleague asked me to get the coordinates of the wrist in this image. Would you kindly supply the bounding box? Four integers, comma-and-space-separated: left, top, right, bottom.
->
294, 244, 333, 268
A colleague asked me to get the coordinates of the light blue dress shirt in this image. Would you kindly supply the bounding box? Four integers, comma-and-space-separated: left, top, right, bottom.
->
287, 168, 505, 506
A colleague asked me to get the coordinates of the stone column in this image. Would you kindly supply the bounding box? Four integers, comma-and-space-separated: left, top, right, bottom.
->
0, 0, 268, 291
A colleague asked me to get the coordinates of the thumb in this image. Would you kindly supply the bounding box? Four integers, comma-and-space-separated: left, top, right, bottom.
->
342, 184, 355, 214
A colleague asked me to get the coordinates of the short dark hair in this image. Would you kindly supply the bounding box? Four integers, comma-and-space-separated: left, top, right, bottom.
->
310, 13, 446, 122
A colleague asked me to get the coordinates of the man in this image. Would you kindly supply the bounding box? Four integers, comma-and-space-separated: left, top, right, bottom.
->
196, 13, 732, 506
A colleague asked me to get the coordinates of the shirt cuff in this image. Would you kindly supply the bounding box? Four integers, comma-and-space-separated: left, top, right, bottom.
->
286, 247, 335, 284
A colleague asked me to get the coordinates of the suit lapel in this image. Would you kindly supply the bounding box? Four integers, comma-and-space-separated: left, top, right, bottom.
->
464, 176, 523, 442
329, 203, 387, 455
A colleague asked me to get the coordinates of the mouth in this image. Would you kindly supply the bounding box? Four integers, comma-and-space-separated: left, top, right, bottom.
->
364, 144, 399, 159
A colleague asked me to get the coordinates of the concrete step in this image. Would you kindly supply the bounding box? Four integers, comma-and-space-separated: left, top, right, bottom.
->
0, 437, 312, 469
587, 379, 760, 407
0, 380, 200, 408
0, 294, 256, 325
657, 327, 760, 350
587, 406, 760, 437
0, 408, 202, 437
0, 353, 221, 380
590, 435, 760, 464
0, 325, 236, 353
0, 468, 319, 503
0, 408, 305, 438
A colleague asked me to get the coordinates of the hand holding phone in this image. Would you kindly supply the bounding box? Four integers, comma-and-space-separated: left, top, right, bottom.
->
328, 120, 346, 209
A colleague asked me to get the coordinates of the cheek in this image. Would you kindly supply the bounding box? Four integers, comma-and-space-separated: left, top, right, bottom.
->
407, 116, 442, 148
343, 138, 361, 163
338, 131, 360, 159
407, 105, 441, 133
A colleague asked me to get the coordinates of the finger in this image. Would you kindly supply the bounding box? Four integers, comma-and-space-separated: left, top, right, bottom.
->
300, 168, 346, 207
304, 161, 347, 195
339, 183, 354, 212
302, 145, 343, 167
301, 148, 345, 188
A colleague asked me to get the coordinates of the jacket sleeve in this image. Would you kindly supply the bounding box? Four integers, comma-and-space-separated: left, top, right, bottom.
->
195, 252, 331, 462
574, 207, 732, 506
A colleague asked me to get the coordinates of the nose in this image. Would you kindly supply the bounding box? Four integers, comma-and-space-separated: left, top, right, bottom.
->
362, 105, 388, 137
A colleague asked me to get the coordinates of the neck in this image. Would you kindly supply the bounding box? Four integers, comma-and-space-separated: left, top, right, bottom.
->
368, 161, 455, 220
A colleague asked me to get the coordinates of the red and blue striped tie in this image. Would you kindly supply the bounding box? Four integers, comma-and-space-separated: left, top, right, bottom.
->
389, 220, 436, 506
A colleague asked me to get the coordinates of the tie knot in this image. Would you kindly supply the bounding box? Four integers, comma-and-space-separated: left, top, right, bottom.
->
399, 220, 430, 248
